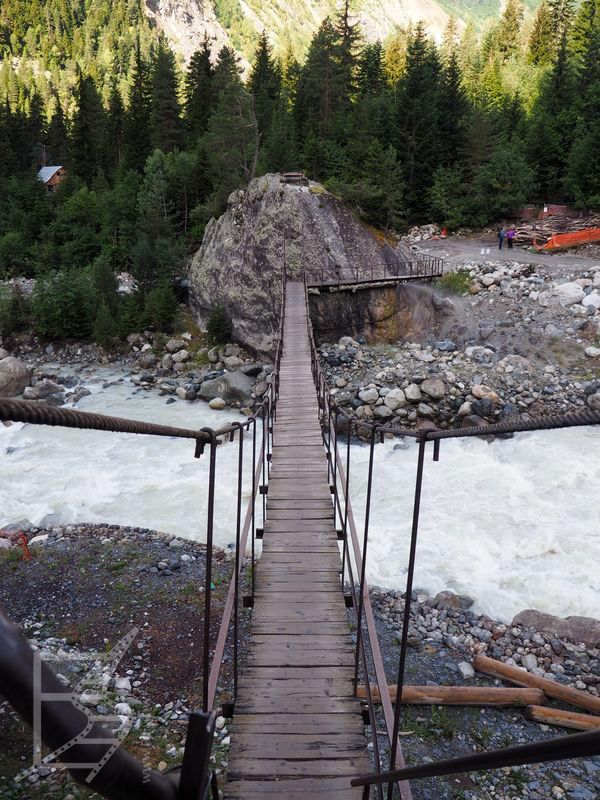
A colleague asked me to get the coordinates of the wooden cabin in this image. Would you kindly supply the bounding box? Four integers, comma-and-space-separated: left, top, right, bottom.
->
37, 166, 66, 192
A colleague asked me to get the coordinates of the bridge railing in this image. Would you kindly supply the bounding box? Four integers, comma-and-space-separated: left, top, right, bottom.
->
0, 278, 287, 800
305, 254, 444, 288
302, 271, 600, 798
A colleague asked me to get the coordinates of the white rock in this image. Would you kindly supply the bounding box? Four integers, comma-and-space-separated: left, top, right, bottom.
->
114, 702, 133, 716
521, 653, 538, 671
383, 388, 406, 411
358, 387, 379, 404
582, 291, 600, 310
29, 534, 49, 546
404, 383, 421, 403
208, 397, 226, 410
80, 691, 102, 707
457, 661, 475, 679
550, 282, 585, 307
114, 677, 132, 692
172, 349, 190, 364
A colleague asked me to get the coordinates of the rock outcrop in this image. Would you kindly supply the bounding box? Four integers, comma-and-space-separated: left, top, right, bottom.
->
0, 355, 31, 397
189, 174, 411, 355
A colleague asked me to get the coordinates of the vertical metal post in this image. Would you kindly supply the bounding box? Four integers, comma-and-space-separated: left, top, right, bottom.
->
233, 425, 244, 700
341, 420, 352, 589
354, 427, 376, 687
251, 419, 257, 602
387, 438, 427, 800
202, 434, 217, 713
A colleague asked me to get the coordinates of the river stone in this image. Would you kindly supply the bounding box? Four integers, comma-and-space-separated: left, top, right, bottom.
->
582, 290, 600, 310
404, 383, 421, 403
198, 372, 254, 403
471, 384, 500, 404
166, 339, 186, 353
512, 610, 600, 646
417, 402, 435, 418
22, 380, 62, 400
0, 347, 9, 359
465, 346, 496, 364
208, 397, 226, 410
550, 282, 586, 307
498, 354, 532, 372
161, 353, 174, 370
223, 355, 243, 370
521, 653, 538, 671
420, 377, 446, 400
207, 346, 219, 363
253, 380, 268, 396
373, 405, 393, 419
434, 590, 474, 610
172, 349, 190, 364
0, 356, 31, 397
240, 363, 263, 377
584, 346, 600, 358
138, 352, 157, 368
383, 388, 406, 411
358, 387, 379, 404
587, 392, 600, 410
457, 661, 475, 679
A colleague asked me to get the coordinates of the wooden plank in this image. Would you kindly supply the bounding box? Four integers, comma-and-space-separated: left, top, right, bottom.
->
357, 684, 546, 707
227, 758, 368, 778
525, 705, 600, 731
474, 654, 600, 715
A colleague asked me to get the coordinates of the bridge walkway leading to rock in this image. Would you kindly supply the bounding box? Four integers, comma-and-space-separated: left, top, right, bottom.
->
224, 281, 371, 799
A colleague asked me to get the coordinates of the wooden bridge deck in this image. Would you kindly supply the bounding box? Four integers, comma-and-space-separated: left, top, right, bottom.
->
225, 282, 370, 799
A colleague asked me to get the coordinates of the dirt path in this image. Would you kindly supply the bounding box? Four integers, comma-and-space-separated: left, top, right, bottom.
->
418, 237, 600, 272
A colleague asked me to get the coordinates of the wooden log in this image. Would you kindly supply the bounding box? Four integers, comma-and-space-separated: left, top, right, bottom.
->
473, 654, 600, 715
356, 685, 544, 707
525, 705, 600, 732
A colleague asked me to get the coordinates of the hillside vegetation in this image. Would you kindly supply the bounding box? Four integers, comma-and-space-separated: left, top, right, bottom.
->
1, 0, 599, 349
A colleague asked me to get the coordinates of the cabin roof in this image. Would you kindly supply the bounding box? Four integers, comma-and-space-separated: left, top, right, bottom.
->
37, 166, 63, 183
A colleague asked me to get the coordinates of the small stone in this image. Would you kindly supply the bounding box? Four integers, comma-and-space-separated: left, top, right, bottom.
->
420, 378, 446, 400
358, 387, 379, 404
457, 662, 475, 679
166, 339, 186, 353
208, 397, 226, 410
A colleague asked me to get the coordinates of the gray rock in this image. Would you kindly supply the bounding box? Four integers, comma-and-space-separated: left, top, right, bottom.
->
207, 346, 219, 363
383, 388, 406, 411
417, 402, 435, 418
435, 340, 456, 352
198, 371, 254, 404
512, 609, 600, 647
161, 353, 174, 370
521, 653, 538, 670
457, 661, 475, 679
172, 349, 189, 364
166, 339, 186, 353
434, 591, 474, 610
175, 386, 196, 401
208, 397, 226, 410
587, 392, 600, 411
358, 387, 379, 404
404, 383, 422, 403
373, 405, 393, 419
138, 352, 157, 369
22, 380, 62, 400
223, 355, 243, 370
0, 356, 30, 397
0, 347, 9, 359
420, 378, 446, 400
253, 380, 268, 396
240, 363, 263, 377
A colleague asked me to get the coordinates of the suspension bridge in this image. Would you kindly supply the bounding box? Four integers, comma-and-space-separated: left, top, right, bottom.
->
1, 272, 600, 800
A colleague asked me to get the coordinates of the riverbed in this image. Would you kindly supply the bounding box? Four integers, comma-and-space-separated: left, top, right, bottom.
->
1, 370, 599, 622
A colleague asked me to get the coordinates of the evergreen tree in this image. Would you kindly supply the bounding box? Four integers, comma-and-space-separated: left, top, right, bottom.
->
334, 0, 361, 104
437, 51, 467, 167
357, 42, 386, 96
150, 37, 182, 153
46, 98, 68, 164
185, 35, 214, 138
529, 0, 554, 65
249, 31, 281, 138
294, 18, 341, 141
93, 302, 115, 348
105, 82, 125, 174
497, 0, 525, 61
124, 39, 151, 172
394, 24, 441, 219
70, 70, 105, 179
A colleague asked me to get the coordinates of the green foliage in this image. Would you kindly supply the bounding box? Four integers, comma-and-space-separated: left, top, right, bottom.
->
0, 284, 31, 337
436, 268, 472, 294
32, 271, 97, 339
207, 304, 233, 345
143, 282, 178, 332
93, 302, 115, 348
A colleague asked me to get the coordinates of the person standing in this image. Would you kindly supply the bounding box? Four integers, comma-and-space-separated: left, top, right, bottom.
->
498, 226, 506, 250
506, 227, 516, 250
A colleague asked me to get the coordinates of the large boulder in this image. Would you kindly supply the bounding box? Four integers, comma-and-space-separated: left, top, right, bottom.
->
189, 174, 413, 355
512, 610, 600, 647
197, 371, 255, 404
0, 356, 31, 397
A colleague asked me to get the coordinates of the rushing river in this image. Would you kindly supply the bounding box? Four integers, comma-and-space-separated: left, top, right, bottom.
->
1, 369, 599, 622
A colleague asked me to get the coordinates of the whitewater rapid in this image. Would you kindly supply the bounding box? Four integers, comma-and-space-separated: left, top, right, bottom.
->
1, 369, 599, 622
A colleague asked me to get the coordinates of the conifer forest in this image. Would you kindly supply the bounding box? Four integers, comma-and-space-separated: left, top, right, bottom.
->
0, 0, 599, 342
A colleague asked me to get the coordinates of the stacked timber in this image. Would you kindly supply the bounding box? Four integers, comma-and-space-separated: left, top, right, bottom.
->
513, 212, 600, 247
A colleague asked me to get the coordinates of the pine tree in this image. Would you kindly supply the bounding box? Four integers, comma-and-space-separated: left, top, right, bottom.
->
212, 46, 242, 98
150, 38, 182, 153
105, 82, 125, 174
394, 24, 441, 219
46, 98, 68, 165
70, 70, 105, 179
528, 0, 554, 65
357, 43, 386, 96
441, 18, 459, 65
334, 0, 361, 104
294, 18, 340, 141
124, 39, 151, 172
93, 302, 115, 348
497, 0, 525, 61
437, 52, 467, 167
249, 31, 281, 138
185, 35, 214, 138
